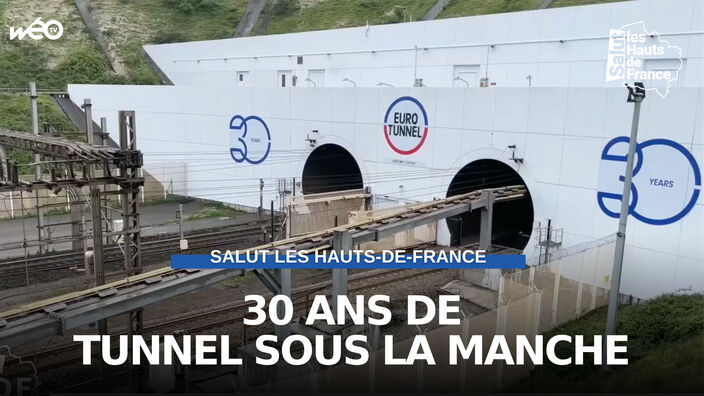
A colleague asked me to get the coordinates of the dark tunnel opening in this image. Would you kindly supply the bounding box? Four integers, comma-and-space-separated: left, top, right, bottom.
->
446, 159, 533, 250
302, 144, 363, 195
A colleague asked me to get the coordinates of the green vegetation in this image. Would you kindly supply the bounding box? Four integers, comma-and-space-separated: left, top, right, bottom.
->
55, 46, 120, 85
265, 0, 623, 35
0, 93, 78, 132
142, 195, 190, 206
438, 0, 542, 18
0, 0, 625, 89
184, 201, 244, 221
163, 0, 221, 14
88, 0, 247, 84
266, 0, 437, 34
0, 0, 247, 88
0, 0, 111, 90
0, 92, 81, 173
514, 293, 704, 392
549, 0, 624, 8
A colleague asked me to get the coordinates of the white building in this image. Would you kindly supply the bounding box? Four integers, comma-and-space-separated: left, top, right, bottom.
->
144, 0, 703, 88
69, 0, 703, 299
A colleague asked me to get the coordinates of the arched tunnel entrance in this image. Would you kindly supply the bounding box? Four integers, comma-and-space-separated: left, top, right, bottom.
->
446, 159, 533, 250
302, 144, 363, 194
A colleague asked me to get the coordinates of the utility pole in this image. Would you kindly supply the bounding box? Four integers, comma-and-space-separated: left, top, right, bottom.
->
604, 83, 645, 366
83, 99, 105, 287
270, 200, 274, 242
177, 203, 186, 252
178, 204, 183, 240
544, 219, 552, 265
30, 82, 45, 254
83, 99, 109, 389
259, 178, 264, 241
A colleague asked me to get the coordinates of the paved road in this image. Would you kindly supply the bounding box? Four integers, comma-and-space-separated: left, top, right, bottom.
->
0, 201, 260, 259
421, 0, 450, 20
234, 0, 267, 37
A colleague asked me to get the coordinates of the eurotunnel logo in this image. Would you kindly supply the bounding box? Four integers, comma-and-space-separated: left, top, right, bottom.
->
229, 115, 271, 165
383, 96, 428, 155
597, 137, 701, 225
9, 18, 63, 40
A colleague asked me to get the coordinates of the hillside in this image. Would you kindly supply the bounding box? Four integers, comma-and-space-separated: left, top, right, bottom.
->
1, 0, 622, 91
0, 0, 113, 90
0, 0, 622, 170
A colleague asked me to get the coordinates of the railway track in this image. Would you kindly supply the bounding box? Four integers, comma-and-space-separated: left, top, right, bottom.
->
0, 221, 275, 278
0, 185, 526, 356
5, 266, 446, 378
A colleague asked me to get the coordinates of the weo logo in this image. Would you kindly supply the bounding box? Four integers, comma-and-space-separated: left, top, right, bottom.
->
9, 18, 63, 41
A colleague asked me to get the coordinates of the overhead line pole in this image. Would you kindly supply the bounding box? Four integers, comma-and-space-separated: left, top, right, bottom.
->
84, 99, 109, 390
604, 83, 645, 367
30, 82, 45, 254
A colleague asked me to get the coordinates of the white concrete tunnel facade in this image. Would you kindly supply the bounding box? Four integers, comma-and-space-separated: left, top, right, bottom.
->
144, 0, 704, 89
68, 84, 704, 299
66, 0, 704, 300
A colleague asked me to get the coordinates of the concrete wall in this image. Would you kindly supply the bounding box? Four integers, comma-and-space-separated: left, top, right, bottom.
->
349, 203, 438, 251
66, 84, 703, 298
287, 189, 367, 237
144, 0, 704, 89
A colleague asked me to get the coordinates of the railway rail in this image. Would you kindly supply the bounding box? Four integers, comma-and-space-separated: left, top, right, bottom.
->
0, 221, 275, 278
4, 265, 445, 378
0, 185, 527, 349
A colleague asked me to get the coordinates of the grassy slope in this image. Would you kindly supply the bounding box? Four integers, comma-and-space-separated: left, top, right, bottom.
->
1, 0, 248, 86
0, 0, 113, 89
89, 0, 248, 84
437, 0, 543, 18
549, 0, 625, 8
513, 293, 704, 392
265, 0, 625, 34
0, 0, 625, 86
0, 92, 81, 174
266, 0, 437, 34
0, 0, 625, 169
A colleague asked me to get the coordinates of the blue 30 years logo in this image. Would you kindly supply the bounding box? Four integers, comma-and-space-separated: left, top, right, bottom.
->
597, 137, 700, 225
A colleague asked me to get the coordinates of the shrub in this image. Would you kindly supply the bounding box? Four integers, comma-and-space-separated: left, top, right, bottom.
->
163, 0, 220, 14
272, 0, 299, 16
0, 38, 54, 88
620, 293, 704, 358
151, 32, 189, 44
56, 46, 110, 85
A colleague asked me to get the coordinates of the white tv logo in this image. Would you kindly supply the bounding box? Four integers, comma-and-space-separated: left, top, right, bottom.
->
9, 18, 63, 40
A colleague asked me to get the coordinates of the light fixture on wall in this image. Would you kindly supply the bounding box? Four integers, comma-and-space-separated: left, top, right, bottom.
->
342, 78, 357, 87
305, 130, 319, 147
508, 145, 524, 164
377, 82, 394, 87
454, 76, 469, 87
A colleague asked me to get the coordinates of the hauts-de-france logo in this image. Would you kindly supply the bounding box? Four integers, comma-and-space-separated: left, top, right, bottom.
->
605, 21, 683, 98
229, 115, 271, 164
597, 137, 701, 225
383, 96, 428, 155
1, 344, 39, 395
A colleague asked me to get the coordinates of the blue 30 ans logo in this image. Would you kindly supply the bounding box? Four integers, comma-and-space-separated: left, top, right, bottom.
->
229, 115, 272, 165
